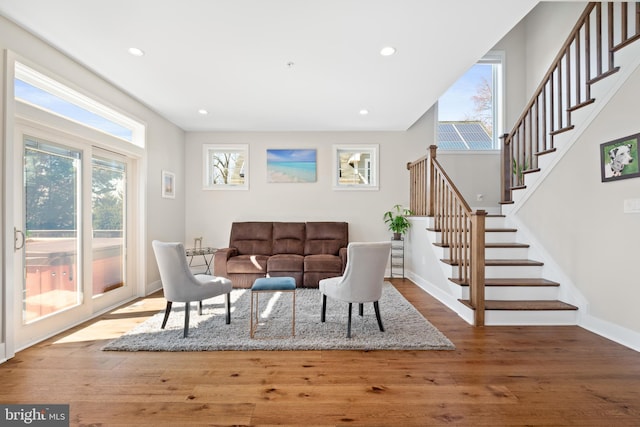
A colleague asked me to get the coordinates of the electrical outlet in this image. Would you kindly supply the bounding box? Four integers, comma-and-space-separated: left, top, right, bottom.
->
623, 198, 640, 213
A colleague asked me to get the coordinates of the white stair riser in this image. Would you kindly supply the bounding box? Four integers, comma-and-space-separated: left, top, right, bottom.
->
485, 247, 529, 259
485, 309, 578, 326
485, 216, 507, 228
456, 304, 577, 326
485, 265, 542, 278
444, 264, 542, 278
438, 246, 529, 259
459, 286, 559, 300
485, 232, 518, 244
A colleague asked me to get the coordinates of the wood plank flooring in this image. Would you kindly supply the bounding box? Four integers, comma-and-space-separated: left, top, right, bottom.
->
1, 278, 639, 426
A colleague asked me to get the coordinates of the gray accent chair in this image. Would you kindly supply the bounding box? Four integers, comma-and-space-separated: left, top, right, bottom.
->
152, 240, 233, 337
319, 241, 391, 338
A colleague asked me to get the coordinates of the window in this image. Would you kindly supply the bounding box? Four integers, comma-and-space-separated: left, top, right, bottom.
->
437, 52, 503, 150
332, 144, 379, 191
203, 144, 248, 190
14, 62, 145, 147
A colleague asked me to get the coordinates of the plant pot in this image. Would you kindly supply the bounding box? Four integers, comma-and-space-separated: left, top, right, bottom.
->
392, 232, 402, 241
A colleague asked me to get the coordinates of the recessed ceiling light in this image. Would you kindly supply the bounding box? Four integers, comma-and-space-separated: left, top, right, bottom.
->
198, 109, 209, 115
128, 47, 145, 57
380, 46, 396, 56
359, 109, 369, 115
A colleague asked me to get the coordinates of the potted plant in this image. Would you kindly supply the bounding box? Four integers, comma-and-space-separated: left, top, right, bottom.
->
383, 204, 413, 240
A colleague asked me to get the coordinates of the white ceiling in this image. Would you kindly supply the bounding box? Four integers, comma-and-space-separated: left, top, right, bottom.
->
0, 0, 542, 131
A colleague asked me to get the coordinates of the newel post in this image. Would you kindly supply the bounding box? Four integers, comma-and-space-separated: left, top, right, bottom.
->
500, 134, 512, 204
427, 145, 437, 217
470, 210, 486, 327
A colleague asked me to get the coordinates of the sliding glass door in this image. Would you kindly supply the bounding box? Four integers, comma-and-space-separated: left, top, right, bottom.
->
14, 127, 135, 350
22, 137, 82, 324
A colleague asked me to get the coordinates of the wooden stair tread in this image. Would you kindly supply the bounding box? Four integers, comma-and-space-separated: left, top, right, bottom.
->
486, 242, 529, 248
486, 228, 517, 232
450, 278, 560, 287
441, 259, 543, 267
433, 242, 529, 249
427, 227, 518, 233
459, 299, 578, 311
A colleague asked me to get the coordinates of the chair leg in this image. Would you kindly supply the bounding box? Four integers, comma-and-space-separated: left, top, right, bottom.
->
374, 301, 384, 332
183, 302, 190, 338
225, 293, 231, 325
198, 300, 203, 315
321, 294, 327, 322
161, 301, 172, 329
359, 303, 363, 316
347, 302, 352, 338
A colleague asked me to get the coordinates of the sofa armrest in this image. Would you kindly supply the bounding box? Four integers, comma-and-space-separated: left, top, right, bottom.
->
213, 247, 238, 278
339, 246, 348, 273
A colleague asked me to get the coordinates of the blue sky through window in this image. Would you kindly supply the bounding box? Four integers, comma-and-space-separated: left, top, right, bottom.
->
438, 64, 492, 122
15, 79, 133, 141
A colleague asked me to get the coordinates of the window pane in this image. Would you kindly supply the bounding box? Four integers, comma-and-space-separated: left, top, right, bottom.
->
438, 61, 499, 150
92, 156, 126, 296
14, 62, 145, 147
203, 144, 248, 190
23, 138, 82, 323
16, 79, 133, 141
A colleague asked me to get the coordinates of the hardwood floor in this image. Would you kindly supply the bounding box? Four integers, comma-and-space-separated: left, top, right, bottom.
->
1, 278, 639, 426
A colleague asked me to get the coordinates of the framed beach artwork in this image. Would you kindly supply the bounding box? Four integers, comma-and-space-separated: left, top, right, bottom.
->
161, 170, 175, 199
267, 149, 317, 183
332, 144, 379, 190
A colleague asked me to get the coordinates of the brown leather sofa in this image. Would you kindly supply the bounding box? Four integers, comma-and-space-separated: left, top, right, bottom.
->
213, 221, 348, 288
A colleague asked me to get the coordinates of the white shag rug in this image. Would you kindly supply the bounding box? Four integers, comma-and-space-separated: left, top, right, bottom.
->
102, 283, 455, 351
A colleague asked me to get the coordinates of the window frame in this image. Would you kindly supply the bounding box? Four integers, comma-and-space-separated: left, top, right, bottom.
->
14, 61, 146, 147
202, 144, 249, 190
332, 144, 379, 191
436, 51, 504, 151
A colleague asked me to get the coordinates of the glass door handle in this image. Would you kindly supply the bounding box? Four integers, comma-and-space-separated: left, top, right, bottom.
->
14, 227, 25, 251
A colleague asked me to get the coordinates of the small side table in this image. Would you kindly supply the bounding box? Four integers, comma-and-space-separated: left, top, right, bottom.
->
185, 247, 216, 275
250, 277, 296, 338
390, 237, 404, 278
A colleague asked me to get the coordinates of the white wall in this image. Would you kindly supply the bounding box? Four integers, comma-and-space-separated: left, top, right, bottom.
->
518, 63, 640, 337
523, 2, 587, 98
184, 120, 431, 248
0, 15, 186, 299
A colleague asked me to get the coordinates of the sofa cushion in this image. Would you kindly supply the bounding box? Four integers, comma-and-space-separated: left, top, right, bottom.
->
230, 222, 273, 256
227, 254, 269, 274
272, 222, 305, 255
304, 222, 348, 255
268, 254, 304, 272
304, 254, 343, 273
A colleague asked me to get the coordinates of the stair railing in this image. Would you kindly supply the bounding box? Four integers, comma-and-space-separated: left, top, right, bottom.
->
408, 145, 486, 326
502, 2, 640, 203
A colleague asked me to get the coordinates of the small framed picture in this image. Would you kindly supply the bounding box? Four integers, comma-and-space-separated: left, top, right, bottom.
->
600, 133, 640, 182
162, 170, 176, 198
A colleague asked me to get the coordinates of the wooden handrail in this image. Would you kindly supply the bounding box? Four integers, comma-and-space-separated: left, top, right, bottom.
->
409, 145, 486, 326
501, 2, 640, 203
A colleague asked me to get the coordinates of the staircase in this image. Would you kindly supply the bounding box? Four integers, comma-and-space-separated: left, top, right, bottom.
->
427, 214, 578, 325
407, 2, 640, 326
